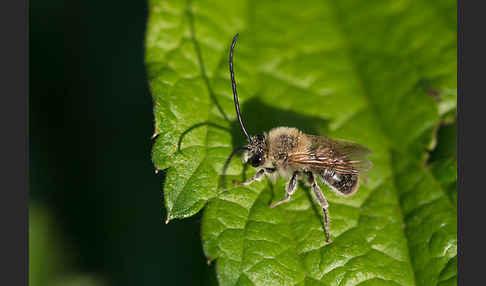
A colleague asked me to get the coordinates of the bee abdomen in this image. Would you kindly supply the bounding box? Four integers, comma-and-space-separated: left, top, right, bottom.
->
319, 169, 359, 196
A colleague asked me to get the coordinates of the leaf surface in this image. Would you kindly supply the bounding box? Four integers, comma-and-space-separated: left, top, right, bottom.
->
146, 0, 457, 285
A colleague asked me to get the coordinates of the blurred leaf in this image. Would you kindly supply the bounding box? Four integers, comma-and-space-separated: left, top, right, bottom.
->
30, 204, 106, 286
52, 276, 106, 286
30, 204, 67, 286
146, 0, 457, 285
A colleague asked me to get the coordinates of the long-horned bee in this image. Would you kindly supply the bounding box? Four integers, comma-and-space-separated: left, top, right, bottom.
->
226, 34, 373, 243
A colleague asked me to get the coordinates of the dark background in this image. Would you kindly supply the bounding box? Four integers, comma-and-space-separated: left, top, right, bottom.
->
30, 1, 214, 285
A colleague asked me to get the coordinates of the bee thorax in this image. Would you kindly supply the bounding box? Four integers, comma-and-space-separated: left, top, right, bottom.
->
267, 127, 309, 164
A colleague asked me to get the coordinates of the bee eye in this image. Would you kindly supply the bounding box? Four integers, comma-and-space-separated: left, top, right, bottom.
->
250, 153, 263, 167
256, 134, 264, 141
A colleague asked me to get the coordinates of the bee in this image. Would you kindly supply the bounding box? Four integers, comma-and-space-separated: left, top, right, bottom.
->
226, 34, 373, 243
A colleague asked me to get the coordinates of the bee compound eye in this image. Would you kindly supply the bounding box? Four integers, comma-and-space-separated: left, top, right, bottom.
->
250, 154, 263, 167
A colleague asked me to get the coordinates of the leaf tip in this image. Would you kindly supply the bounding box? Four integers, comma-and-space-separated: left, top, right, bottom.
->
165, 215, 172, 224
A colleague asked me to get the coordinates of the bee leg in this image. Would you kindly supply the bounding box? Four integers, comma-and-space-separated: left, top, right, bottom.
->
308, 172, 332, 243
265, 168, 276, 173
234, 169, 265, 186
270, 171, 298, 208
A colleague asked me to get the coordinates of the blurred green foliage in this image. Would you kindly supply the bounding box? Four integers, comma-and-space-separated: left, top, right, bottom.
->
29, 204, 66, 286
30, 204, 105, 286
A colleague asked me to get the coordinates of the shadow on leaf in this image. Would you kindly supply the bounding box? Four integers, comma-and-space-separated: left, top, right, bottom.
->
230, 96, 330, 148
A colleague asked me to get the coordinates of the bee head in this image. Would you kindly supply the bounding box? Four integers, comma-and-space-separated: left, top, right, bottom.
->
244, 134, 267, 167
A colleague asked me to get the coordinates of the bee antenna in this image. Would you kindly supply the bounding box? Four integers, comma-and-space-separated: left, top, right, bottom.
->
225, 146, 249, 168
229, 33, 251, 142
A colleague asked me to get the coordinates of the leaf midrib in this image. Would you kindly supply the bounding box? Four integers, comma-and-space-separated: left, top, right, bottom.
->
322, 1, 418, 285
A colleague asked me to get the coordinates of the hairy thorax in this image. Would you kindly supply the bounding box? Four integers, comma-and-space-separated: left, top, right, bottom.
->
265, 127, 310, 178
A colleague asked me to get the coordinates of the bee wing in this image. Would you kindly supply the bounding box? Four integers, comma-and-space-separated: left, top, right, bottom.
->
326, 137, 373, 173
286, 136, 373, 174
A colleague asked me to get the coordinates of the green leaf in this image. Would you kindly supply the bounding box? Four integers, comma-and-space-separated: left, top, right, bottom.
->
146, 0, 457, 285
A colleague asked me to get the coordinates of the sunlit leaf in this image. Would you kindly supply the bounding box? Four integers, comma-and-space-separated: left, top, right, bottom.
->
146, 0, 457, 285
